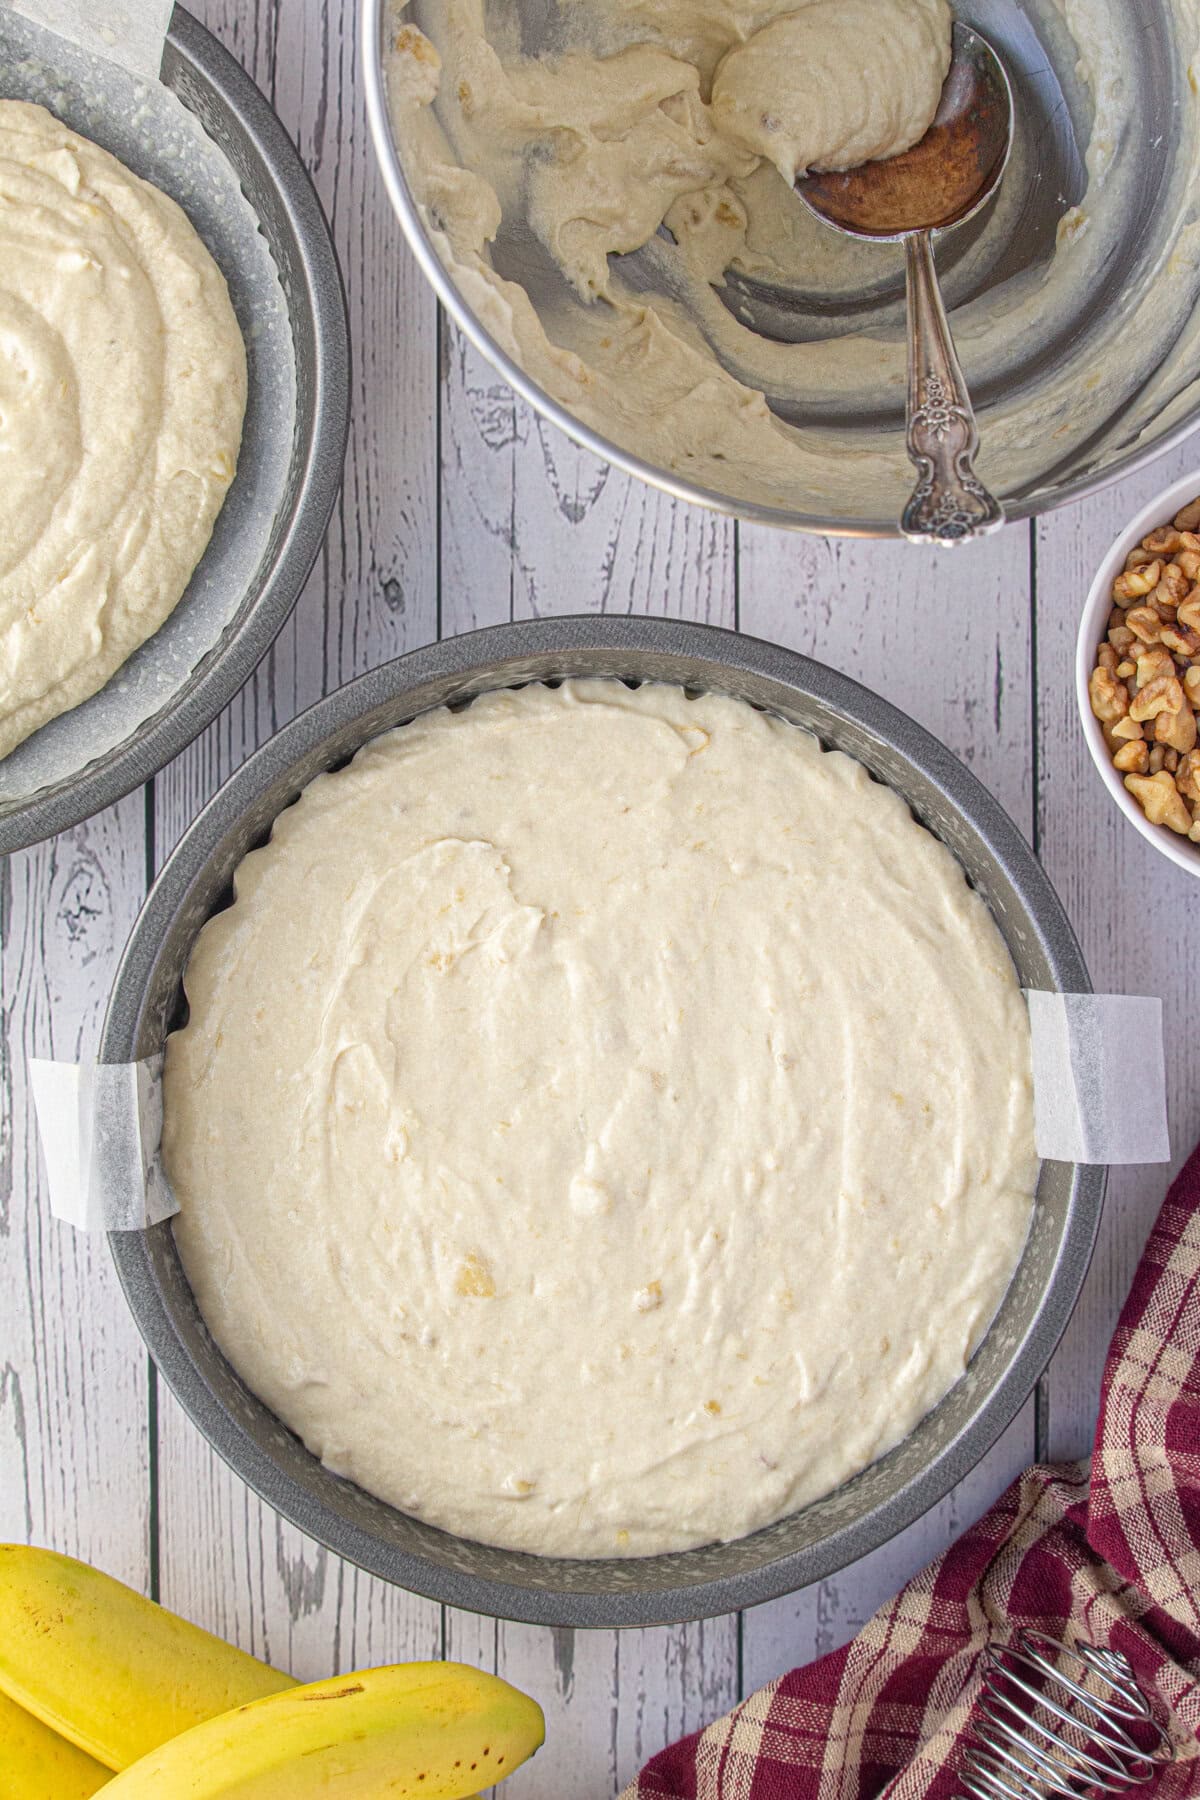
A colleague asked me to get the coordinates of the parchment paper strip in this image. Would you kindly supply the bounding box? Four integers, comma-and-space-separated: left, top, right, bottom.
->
30, 990, 1169, 1233
1025, 990, 1169, 1165
2, 0, 173, 80
30, 1057, 177, 1231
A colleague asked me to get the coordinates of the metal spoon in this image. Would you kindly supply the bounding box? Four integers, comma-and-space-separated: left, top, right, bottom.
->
797, 23, 1014, 546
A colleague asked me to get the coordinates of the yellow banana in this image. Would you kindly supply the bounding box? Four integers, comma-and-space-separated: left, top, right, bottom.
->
100, 1661, 544, 1799
0, 1544, 295, 1771
0, 1687, 111, 1798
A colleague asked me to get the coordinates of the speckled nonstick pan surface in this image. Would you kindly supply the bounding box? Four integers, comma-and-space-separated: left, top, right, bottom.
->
103, 616, 1103, 1628
0, 5, 349, 852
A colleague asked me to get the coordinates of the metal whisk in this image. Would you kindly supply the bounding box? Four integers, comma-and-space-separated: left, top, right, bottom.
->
956, 1629, 1173, 1799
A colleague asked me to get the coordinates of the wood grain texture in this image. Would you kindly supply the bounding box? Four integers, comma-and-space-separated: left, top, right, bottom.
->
1034, 432, 1200, 1462
441, 329, 739, 1799
734, 519, 1040, 1692
0, 800, 150, 1589
153, 0, 442, 1676
440, 325, 736, 634
3, 0, 1198, 1794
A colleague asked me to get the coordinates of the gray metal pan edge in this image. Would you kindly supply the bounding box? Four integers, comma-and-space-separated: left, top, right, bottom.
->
103, 617, 1104, 1628
0, 6, 350, 854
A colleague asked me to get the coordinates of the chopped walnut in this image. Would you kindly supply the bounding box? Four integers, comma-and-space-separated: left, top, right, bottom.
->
1162, 623, 1200, 659
1143, 527, 1185, 556
1090, 498, 1200, 852
1113, 740, 1149, 774
1130, 673, 1184, 722
1178, 750, 1200, 804
1155, 703, 1197, 754
1124, 605, 1164, 644
1158, 562, 1192, 603
1136, 646, 1174, 687
1113, 561, 1162, 603
1177, 592, 1200, 632
1089, 667, 1129, 722
1124, 771, 1193, 833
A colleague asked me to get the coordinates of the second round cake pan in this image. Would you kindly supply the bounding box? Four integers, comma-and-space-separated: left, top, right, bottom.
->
0, 5, 350, 852
102, 615, 1103, 1628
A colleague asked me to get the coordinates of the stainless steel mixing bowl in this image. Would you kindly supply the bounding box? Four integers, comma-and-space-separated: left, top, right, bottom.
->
104, 617, 1103, 1627
0, 6, 349, 852
362, 0, 1197, 537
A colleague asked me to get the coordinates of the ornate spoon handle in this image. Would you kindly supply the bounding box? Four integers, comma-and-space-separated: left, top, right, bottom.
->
901, 230, 1004, 546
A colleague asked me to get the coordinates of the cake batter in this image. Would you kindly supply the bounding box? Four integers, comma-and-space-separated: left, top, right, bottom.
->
0, 101, 247, 759
164, 682, 1037, 1557
384, 0, 1200, 520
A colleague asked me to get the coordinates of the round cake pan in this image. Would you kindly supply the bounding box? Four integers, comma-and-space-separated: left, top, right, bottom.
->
104, 616, 1103, 1628
362, 0, 1199, 538
0, 6, 350, 854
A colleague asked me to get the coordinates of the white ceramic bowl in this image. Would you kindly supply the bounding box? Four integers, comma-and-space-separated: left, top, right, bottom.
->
1076, 468, 1200, 880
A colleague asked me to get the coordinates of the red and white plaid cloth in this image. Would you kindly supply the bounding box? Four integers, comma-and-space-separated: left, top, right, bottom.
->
623, 1142, 1200, 1799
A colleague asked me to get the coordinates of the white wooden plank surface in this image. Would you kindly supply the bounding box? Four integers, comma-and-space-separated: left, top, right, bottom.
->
440, 335, 739, 1799
1034, 439, 1200, 1461
1, 801, 150, 1591
151, 0, 443, 1681
3, 0, 1200, 1793
736, 518, 1040, 1687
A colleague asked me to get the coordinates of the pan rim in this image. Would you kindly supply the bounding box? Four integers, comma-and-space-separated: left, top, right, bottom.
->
103, 615, 1104, 1627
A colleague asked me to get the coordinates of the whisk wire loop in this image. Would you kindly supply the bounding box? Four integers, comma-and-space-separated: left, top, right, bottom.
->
955, 1629, 1172, 1800
977, 1673, 1140, 1783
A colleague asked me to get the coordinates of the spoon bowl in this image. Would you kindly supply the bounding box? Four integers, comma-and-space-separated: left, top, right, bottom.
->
799, 24, 1014, 241
798, 24, 1014, 546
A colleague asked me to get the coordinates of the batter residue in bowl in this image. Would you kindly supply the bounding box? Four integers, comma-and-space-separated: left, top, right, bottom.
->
0, 101, 247, 759
163, 681, 1037, 1559
385, 0, 1200, 522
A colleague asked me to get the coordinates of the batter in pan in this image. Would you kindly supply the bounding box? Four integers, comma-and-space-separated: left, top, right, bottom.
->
164, 681, 1036, 1557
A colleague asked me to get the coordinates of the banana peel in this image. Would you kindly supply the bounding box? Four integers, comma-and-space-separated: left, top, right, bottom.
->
99, 1661, 544, 1799
0, 1544, 295, 1771
1, 1547, 542, 1795
0, 1687, 111, 1798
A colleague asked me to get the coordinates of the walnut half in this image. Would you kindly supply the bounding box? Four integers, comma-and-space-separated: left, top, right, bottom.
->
1124, 771, 1193, 834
